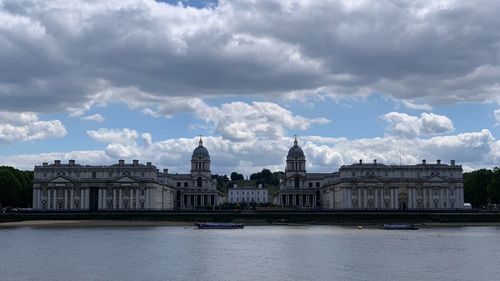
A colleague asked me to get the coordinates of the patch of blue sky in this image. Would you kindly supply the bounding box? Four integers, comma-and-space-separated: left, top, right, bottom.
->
156, 0, 218, 9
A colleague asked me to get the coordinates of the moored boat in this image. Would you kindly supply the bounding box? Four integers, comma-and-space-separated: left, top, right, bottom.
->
194, 223, 244, 229
383, 223, 418, 230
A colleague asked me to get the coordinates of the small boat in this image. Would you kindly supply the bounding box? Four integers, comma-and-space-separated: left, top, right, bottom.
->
271, 219, 289, 225
194, 223, 244, 229
383, 223, 418, 230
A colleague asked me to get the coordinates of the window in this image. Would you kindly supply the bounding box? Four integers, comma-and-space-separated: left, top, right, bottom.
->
197, 177, 202, 187
184, 182, 188, 187
309, 182, 313, 188
352, 172, 355, 177
141, 172, 145, 177
295, 176, 300, 188
92, 172, 96, 179
316, 182, 320, 188
109, 172, 113, 177
177, 182, 181, 187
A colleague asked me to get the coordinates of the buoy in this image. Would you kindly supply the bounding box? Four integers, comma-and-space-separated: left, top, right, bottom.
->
357, 225, 363, 229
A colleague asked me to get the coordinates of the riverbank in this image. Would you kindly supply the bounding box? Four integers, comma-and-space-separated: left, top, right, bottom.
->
1, 219, 500, 228
2, 211, 500, 226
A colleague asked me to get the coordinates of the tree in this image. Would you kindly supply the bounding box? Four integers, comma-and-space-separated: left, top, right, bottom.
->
230, 172, 244, 181
487, 167, 500, 204
0, 169, 22, 207
464, 169, 493, 208
0, 166, 33, 207
250, 169, 282, 185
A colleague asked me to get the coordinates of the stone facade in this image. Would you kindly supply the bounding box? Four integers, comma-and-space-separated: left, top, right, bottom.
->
228, 183, 269, 204
275, 138, 332, 208
32, 159, 173, 210
323, 159, 464, 210
276, 139, 464, 210
32, 138, 222, 211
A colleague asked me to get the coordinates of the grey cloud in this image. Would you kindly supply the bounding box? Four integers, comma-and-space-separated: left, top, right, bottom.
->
1, 0, 500, 113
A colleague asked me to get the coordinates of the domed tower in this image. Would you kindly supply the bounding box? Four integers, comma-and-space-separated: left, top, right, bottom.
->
191, 137, 211, 188
285, 137, 306, 189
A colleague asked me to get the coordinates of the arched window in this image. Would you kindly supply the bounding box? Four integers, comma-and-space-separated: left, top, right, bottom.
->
295, 176, 300, 188
197, 177, 202, 187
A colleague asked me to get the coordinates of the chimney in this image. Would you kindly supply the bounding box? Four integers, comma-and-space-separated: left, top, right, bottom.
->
133, 160, 139, 166
163, 169, 168, 174
450, 160, 455, 166
422, 159, 426, 165
373, 159, 377, 165
359, 159, 363, 165
54, 160, 61, 165
42, 162, 48, 167
233, 183, 237, 188
146, 162, 152, 167
119, 159, 125, 165
258, 183, 263, 189
69, 160, 75, 165
437, 159, 441, 165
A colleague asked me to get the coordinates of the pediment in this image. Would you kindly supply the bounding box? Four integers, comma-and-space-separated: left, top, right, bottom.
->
359, 175, 384, 182
49, 176, 71, 183
423, 174, 448, 183
116, 176, 137, 183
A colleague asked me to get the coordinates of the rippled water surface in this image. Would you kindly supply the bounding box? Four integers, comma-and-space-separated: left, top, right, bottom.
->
1, 225, 499, 281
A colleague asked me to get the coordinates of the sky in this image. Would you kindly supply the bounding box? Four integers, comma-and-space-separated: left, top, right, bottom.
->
0, 0, 499, 176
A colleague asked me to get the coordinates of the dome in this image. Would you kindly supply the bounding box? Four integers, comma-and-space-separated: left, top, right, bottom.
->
287, 137, 305, 159
192, 137, 210, 160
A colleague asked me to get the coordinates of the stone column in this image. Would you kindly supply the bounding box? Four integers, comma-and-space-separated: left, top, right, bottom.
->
395, 189, 399, 209
64, 189, 68, 210
70, 189, 74, 210
440, 189, 444, 209
53, 189, 57, 210
85, 188, 90, 210
363, 189, 367, 208
80, 189, 84, 210
119, 189, 123, 209
423, 188, 427, 209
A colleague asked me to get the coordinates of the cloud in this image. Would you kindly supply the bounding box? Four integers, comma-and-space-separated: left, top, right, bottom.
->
0, 111, 67, 144
494, 109, 500, 124
1, 0, 500, 115
145, 99, 330, 141
86, 128, 139, 146
81, 113, 105, 122
5, 128, 499, 175
381, 112, 454, 138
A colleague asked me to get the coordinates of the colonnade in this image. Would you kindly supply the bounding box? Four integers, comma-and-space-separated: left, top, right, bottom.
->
280, 193, 317, 207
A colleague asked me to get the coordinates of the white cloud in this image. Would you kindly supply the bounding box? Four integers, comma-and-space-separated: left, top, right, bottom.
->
381, 112, 454, 138
81, 113, 104, 122
494, 109, 500, 124
86, 128, 139, 146
5, 129, 499, 175
0, 111, 67, 144
400, 99, 433, 111
145, 99, 330, 141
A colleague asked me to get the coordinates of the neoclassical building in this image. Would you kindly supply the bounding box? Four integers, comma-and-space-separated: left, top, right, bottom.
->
32, 137, 465, 211
160, 138, 222, 209
32, 138, 222, 210
32, 159, 174, 211
275, 138, 333, 208
276, 138, 464, 210
323, 159, 464, 210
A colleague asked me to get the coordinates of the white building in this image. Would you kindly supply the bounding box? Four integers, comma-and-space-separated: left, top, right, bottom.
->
32, 159, 174, 211
275, 137, 332, 208
32, 138, 222, 210
159, 138, 223, 209
323, 159, 464, 210
228, 183, 269, 204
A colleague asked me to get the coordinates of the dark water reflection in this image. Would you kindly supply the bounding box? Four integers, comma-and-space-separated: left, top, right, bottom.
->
1, 226, 499, 281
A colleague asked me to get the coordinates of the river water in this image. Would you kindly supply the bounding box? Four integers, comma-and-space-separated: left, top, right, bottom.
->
0, 225, 499, 281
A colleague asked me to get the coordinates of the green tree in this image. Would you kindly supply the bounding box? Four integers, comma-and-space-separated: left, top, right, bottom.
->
464, 169, 492, 208
0, 169, 22, 207
487, 167, 500, 204
230, 172, 244, 181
